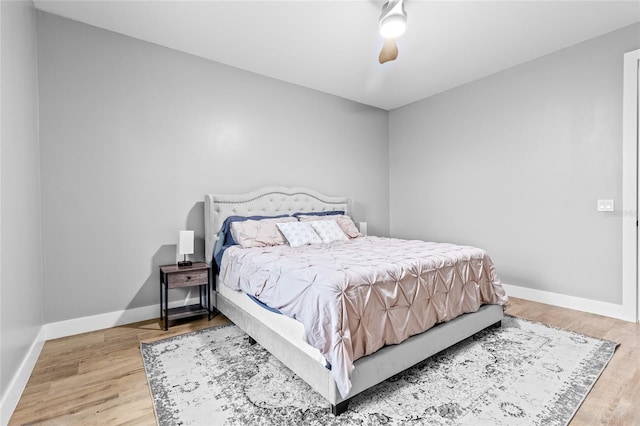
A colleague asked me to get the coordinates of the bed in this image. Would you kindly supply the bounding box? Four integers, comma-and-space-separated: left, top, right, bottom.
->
204, 186, 507, 415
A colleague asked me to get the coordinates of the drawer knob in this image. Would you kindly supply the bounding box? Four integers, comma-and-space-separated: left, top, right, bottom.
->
186, 276, 191, 280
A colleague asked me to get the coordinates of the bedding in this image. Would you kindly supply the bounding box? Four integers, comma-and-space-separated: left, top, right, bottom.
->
220, 236, 507, 398
218, 277, 328, 366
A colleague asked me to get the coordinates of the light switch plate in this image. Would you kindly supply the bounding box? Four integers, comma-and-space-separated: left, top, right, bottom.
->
597, 199, 614, 212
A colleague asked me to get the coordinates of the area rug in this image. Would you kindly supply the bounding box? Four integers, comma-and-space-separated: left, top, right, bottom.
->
141, 315, 617, 425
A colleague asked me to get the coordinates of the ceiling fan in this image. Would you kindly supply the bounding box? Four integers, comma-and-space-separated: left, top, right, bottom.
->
378, 0, 407, 64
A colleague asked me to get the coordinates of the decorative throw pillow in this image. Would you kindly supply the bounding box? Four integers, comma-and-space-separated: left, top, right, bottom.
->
308, 220, 349, 243
298, 214, 362, 239
230, 217, 297, 248
276, 222, 323, 247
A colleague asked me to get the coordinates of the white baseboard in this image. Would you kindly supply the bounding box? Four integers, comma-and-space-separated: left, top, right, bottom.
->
502, 283, 634, 322
2, 296, 206, 424
0, 326, 45, 426
44, 296, 204, 340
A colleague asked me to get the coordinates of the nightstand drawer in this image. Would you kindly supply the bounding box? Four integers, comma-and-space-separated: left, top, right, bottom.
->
167, 270, 208, 288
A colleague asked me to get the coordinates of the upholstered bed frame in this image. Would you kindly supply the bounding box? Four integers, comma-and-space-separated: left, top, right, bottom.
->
204, 186, 503, 415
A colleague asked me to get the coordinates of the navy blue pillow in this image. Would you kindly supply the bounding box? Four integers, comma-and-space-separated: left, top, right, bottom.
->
292, 210, 344, 218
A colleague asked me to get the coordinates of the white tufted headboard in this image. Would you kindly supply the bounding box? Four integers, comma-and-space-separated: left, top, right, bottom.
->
204, 186, 352, 265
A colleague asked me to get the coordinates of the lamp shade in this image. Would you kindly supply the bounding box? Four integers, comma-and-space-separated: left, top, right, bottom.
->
178, 230, 194, 255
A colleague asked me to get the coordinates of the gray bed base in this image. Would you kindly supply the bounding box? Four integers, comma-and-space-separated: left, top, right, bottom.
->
204, 187, 504, 415
217, 290, 502, 414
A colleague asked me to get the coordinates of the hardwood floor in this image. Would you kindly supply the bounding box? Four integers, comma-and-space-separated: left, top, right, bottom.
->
9, 315, 230, 426
9, 298, 640, 425
505, 298, 640, 426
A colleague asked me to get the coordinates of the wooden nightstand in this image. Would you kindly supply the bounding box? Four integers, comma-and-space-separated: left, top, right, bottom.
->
159, 262, 212, 330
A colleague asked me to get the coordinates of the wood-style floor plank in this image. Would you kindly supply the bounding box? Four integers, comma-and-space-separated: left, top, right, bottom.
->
503, 298, 640, 426
9, 298, 640, 425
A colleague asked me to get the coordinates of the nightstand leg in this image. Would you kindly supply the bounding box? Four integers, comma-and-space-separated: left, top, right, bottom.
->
164, 278, 169, 331
207, 268, 212, 320
160, 273, 164, 321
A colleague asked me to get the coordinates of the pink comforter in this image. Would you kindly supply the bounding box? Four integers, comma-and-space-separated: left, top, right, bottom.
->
220, 236, 507, 397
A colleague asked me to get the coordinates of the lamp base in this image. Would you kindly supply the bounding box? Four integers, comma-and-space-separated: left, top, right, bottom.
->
177, 260, 193, 268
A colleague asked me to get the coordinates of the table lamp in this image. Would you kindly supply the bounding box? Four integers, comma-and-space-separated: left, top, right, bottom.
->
178, 230, 194, 267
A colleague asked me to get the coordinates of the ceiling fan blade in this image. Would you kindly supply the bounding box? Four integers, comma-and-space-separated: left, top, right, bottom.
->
379, 38, 399, 64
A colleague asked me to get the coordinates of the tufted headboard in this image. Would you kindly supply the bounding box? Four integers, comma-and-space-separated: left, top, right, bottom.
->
204, 186, 352, 265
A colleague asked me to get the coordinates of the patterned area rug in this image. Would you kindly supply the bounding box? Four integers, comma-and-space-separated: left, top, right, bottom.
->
141, 316, 617, 425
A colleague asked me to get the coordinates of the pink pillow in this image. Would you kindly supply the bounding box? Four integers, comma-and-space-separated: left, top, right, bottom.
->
230, 217, 297, 248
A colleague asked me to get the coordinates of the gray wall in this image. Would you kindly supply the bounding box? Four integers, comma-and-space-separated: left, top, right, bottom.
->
0, 0, 43, 408
390, 23, 640, 304
36, 12, 389, 323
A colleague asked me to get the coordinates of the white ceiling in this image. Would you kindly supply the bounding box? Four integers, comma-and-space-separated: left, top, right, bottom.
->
33, 0, 640, 110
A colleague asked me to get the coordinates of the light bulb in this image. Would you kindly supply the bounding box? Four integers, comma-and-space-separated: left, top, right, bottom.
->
379, 0, 407, 39
380, 17, 406, 38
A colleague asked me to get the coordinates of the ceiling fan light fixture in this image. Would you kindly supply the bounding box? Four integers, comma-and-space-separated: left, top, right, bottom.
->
380, 15, 406, 39
379, 0, 407, 39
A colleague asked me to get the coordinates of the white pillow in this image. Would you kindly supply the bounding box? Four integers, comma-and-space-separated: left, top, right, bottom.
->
298, 214, 362, 238
309, 220, 349, 243
276, 222, 322, 247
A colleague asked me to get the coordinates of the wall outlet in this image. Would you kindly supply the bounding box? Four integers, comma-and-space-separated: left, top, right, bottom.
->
597, 199, 614, 212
